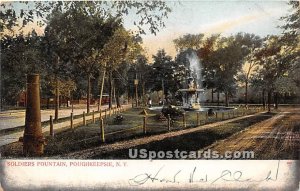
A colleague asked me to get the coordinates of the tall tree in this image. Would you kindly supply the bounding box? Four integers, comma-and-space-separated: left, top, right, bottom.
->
99, 28, 143, 108
45, 8, 122, 114
236, 34, 262, 106
1, 31, 46, 107
150, 49, 185, 103
173, 34, 205, 52
253, 35, 291, 111
198, 34, 221, 103
1, 1, 171, 35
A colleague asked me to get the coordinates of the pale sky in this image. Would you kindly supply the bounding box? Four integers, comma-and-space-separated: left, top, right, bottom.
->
4, 1, 292, 60
123, 1, 291, 59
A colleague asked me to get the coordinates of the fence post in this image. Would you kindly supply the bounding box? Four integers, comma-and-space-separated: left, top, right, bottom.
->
50, 115, 54, 137
222, 112, 224, 120
100, 118, 105, 143
71, 104, 74, 113
183, 113, 186, 128
215, 112, 218, 120
197, 112, 200, 126
167, 114, 171, 131
83, 111, 86, 126
92, 110, 95, 123
109, 108, 111, 116
143, 116, 147, 134
97, 103, 100, 112
99, 109, 102, 120
70, 112, 74, 130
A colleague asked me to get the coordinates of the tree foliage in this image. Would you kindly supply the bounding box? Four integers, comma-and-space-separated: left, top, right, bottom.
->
0, 1, 171, 35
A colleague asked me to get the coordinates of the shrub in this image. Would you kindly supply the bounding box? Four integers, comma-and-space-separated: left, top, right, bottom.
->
161, 105, 184, 119
114, 115, 124, 124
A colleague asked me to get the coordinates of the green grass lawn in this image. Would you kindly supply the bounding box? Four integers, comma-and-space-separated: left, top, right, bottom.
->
43, 107, 264, 156
0, 106, 268, 158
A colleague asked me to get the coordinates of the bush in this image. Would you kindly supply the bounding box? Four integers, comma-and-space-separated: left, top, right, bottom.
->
161, 105, 184, 119
114, 115, 124, 124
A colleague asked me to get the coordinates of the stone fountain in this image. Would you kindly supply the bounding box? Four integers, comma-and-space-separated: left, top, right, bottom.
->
178, 51, 205, 110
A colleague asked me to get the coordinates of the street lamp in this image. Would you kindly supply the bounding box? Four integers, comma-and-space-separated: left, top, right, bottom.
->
134, 78, 139, 107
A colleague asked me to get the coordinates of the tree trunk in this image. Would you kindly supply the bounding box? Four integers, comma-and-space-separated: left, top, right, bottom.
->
217, 91, 220, 106
225, 91, 229, 107
262, 89, 266, 109
109, 70, 113, 109
284, 92, 287, 104
142, 81, 145, 106
127, 76, 130, 104
116, 90, 121, 108
245, 81, 248, 107
211, 88, 214, 103
113, 79, 117, 107
267, 90, 271, 112
99, 69, 106, 109
46, 97, 50, 109
55, 77, 59, 121
161, 79, 165, 104
274, 92, 279, 110
135, 84, 138, 107
87, 74, 91, 114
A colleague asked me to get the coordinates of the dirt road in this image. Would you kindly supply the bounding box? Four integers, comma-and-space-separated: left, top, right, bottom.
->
206, 108, 300, 159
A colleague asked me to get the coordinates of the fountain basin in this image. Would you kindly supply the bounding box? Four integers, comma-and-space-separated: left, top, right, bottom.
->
148, 105, 236, 112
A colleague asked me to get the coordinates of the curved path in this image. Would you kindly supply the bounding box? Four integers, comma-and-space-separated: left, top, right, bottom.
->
0, 105, 131, 147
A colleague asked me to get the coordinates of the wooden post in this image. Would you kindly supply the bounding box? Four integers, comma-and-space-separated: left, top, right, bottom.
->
215, 112, 218, 120
71, 104, 74, 113
167, 114, 171, 131
83, 111, 86, 126
222, 112, 224, 120
97, 103, 100, 112
197, 112, 200, 126
70, 112, 74, 129
50, 115, 54, 137
100, 118, 105, 143
92, 110, 95, 123
99, 109, 102, 120
183, 113, 186, 128
109, 108, 111, 116
143, 116, 147, 134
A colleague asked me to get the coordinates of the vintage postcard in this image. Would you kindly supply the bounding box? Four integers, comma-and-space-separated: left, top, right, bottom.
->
0, 0, 299, 190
